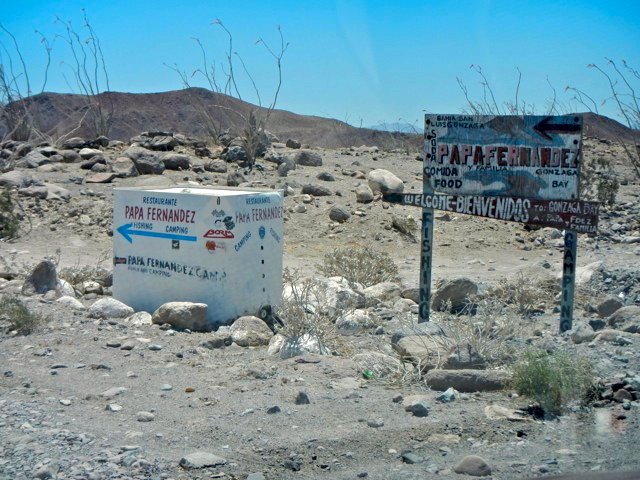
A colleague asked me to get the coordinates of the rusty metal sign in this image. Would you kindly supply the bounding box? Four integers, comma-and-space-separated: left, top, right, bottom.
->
384, 193, 599, 234
424, 114, 582, 200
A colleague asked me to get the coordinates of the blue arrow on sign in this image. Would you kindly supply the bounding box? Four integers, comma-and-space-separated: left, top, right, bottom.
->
116, 223, 197, 244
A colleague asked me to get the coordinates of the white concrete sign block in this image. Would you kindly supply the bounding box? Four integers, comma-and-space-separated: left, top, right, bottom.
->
112, 186, 284, 328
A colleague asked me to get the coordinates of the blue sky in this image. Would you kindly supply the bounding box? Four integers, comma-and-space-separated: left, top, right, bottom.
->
2, 0, 639, 128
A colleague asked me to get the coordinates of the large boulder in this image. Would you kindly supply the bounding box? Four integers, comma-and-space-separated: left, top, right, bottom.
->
367, 169, 404, 194
230, 316, 273, 347
352, 351, 407, 379
17, 151, 49, 168
280, 333, 331, 359
597, 296, 623, 318
0, 171, 36, 188
317, 277, 366, 317
162, 153, 191, 170
425, 369, 511, 392
362, 282, 402, 304
151, 302, 208, 331
393, 335, 445, 371
294, 150, 322, 167
431, 278, 478, 313
88, 298, 135, 319
110, 157, 139, 178
336, 309, 376, 331
124, 146, 165, 175
607, 306, 640, 334
355, 184, 374, 203
22, 260, 58, 295
328, 205, 350, 223
301, 184, 331, 196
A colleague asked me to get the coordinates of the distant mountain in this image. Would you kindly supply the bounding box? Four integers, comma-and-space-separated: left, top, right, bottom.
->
0, 88, 420, 150
1, 89, 637, 147
369, 122, 421, 134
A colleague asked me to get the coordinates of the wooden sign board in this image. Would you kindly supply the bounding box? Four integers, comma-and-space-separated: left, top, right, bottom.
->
424, 114, 582, 200
384, 193, 599, 235
410, 113, 596, 333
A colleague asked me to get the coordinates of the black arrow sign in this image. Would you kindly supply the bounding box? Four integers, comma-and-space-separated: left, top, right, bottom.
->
533, 116, 582, 140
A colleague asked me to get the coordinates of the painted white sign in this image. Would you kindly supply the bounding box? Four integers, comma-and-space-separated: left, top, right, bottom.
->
424, 114, 582, 200
112, 186, 284, 328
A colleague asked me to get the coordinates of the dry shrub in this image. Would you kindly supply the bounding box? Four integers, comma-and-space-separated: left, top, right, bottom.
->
432, 298, 522, 367
487, 271, 556, 315
57, 250, 111, 286
316, 245, 400, 288
279, 268, 353, 356
0, 189, 20, 239
0, 296, 50, 335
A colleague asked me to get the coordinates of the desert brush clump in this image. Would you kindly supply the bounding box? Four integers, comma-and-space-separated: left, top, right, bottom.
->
434, 298, 523, 367
511, 347, 596, 416
278, 268, 353, 356
316, 245, 400, 288
0, 189, 21, 239
487, 272, 556, 316
0, 296, 50, 335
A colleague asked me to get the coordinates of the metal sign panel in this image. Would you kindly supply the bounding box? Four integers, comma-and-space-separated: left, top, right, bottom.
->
424, 114, 582, 200
384, 193, 599, 234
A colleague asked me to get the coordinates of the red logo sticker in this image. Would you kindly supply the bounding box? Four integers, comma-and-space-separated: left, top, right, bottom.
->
203, 229, 234, 239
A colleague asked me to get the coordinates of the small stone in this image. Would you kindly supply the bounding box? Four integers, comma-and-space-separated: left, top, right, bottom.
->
367, 418, 384, 428
185, 387, 195, 393
613, 389, 633, 402
267, 405, 281, 414
402, 453, 424, 464
453, 455, 492, 476
136, 411, 155, 422
160, 384, 173, 391
179, 451, 227, 469
295, 391, 311, 405
59, 399, 71, 406
106, 403, 122, 412
120, 341, 135, 351
148, 344, 162, 351
436, 387, 459, 403
101, 386, 127, 399
106, 340, 122, 348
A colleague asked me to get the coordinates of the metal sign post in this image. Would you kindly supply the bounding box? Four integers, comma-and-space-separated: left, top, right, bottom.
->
418, 121, 438, 323
397, 114, 596, 331
560, 230, 577, 332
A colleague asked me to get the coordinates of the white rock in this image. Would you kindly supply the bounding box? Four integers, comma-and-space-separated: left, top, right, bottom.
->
363, 282, 402, 304
79, 147, 102, 159
355, 184, 374, 203
280, 333, 331, 359
230, 316, 273, 347
126, 311, 152, 326
367, 168, 404, 194
88, 298, 134, 319
151, 302, 208, 331
336, 309, 376, 331
267, 333, 286, 355
56, 295, 86, 310
57, 279, 76, 297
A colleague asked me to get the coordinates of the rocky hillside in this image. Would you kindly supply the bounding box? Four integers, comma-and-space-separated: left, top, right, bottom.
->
2, 89, 638, 150
1, 88, 421, 150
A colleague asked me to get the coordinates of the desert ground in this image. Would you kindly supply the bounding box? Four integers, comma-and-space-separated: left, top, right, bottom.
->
1, 130, 639, 480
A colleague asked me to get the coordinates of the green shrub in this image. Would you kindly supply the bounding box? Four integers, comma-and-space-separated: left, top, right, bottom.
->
316, 245, 400, 288
511, 348, 595, 416
0, 189, 20, 239
0, 296, 50, 335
